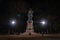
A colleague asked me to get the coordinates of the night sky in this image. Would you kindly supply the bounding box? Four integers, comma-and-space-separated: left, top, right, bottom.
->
0, 0, 59, 34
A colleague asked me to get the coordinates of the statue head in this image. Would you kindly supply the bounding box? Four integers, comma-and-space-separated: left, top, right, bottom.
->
28, 8, 33, 14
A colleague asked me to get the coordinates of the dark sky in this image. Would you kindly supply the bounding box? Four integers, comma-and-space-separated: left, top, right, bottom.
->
0, 0, 59, 34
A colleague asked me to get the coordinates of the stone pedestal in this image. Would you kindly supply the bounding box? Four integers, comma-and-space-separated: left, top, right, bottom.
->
26, 20, 34, 33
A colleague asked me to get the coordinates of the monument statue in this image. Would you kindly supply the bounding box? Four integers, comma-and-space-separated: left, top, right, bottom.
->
26, 8, 34, 33
20, 8, 41, 36
28, 8, 33, 21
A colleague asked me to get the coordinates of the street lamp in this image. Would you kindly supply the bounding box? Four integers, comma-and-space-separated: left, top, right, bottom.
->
11, 20, 16, 25
40, 20, 46, 25
8, 19, 17, 35
10, 20, 17, 26
39, 19, 48, 39
39, 19, 48, 28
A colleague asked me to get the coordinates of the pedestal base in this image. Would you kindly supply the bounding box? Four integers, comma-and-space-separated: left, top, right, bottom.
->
19, 32, 41, 37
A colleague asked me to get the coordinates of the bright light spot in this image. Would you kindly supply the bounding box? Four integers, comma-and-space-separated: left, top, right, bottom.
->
39, 19, 48, 28
41, 21, 46, 25
9, 19, 17, 27
40, 20, 47, 26
11, 21, 15, 24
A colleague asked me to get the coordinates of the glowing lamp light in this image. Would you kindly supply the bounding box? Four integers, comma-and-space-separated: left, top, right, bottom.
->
39, 19, 48, 28
40, 20, 47, 26
10, 20, 16, 26
8, 19, 17, 27
41, 21, 46, 25
11, 21, 15, 25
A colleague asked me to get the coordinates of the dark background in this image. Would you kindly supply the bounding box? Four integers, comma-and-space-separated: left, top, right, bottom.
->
0, 0, 59, 34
